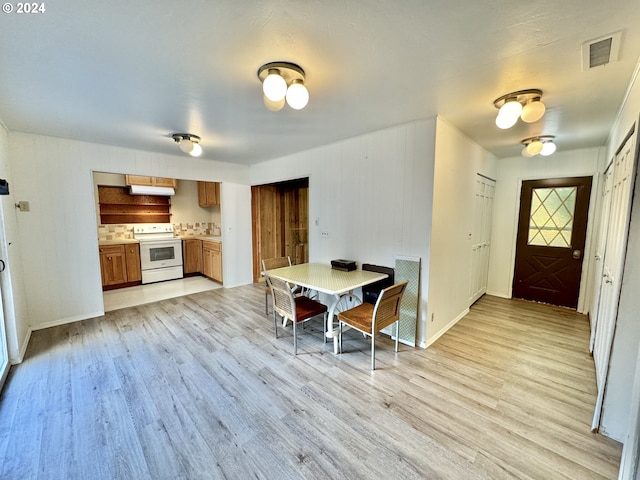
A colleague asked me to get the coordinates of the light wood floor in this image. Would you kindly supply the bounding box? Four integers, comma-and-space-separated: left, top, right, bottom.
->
0, 284, 622, 479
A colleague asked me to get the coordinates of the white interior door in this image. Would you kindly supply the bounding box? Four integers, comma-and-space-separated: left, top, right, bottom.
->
470, 174, 495, 305
591, 131, 637, 430
589, 165, 613, 352
0, 234, 8, 389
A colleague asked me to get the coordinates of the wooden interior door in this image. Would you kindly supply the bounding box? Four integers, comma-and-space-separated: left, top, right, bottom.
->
512, 176, 592, 308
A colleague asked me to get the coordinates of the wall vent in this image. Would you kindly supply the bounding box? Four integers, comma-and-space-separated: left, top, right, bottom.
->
582, 32, 622, 71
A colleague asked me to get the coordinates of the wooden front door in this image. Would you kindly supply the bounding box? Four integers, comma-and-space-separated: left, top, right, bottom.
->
512, 176, 593, 308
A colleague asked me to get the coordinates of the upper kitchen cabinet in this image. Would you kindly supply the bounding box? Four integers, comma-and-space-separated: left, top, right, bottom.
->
198, 181, 220, 207
125, 175, 177, 188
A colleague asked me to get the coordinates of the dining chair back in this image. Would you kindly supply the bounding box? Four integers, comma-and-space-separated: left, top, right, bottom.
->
338, 280, 408, 370
361, 263, 395, 304
261, 256, 293, 314
265, 274, 328, 355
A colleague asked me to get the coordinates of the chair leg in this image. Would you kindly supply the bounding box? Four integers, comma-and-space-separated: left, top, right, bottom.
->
338, 321, 343, 354
371, 333, 376, 370
395, 321, 399, 353
293, 318, 297, 355
273, 311, 278, 339
265, 292, 269, 315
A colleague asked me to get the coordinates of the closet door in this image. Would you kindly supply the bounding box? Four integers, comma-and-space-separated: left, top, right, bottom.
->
589, 165, 613, 352
469, 174, 495, 305
591, 130, 637, 430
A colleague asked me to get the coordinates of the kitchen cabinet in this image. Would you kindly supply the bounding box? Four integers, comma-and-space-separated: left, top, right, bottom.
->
99, 243, 142, 289
124, 244, 142, 282
202, 240, 223, 283
197, 181, 220, 207
183, 238, 203, 275
125, 175, 177, 188
99, 245, 127, 286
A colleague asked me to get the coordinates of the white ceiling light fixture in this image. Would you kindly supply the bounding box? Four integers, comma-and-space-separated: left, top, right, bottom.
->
257, 62, 309, 111
172, 133, 202, 157
521, 135, 556, 157
493, 89, 546, 129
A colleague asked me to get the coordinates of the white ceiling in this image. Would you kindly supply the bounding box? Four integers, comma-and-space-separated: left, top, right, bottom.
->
1, 1, 640, 164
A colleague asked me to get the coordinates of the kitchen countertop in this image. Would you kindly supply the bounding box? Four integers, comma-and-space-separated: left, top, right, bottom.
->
178, 235, 222, 243
99, 239, 140, 246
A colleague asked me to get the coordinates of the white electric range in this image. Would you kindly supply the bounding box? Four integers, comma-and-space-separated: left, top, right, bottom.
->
133, 224, 183, 284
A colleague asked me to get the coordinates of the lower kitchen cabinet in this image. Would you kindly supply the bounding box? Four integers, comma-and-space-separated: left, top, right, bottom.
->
124, 244, 142, 282
202, 240, 223, 283
99, 243, 142, 289
183, 238, 203, 275
100, 245, 127, 286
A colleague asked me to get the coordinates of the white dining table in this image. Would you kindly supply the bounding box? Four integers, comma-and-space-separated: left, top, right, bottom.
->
264, 263, 388, 353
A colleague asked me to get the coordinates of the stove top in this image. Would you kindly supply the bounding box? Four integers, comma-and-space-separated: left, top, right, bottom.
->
134, 223, 176, 240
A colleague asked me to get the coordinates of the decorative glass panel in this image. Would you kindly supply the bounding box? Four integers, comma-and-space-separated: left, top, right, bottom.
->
528, 187, 577, 247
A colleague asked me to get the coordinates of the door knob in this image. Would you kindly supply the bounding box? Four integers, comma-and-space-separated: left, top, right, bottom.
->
572, 249, 582, 259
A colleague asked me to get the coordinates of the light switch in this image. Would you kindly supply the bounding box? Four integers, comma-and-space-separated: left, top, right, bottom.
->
16, 201, 30, 212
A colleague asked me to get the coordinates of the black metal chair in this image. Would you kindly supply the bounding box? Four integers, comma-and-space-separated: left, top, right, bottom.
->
362, 264, 395, 304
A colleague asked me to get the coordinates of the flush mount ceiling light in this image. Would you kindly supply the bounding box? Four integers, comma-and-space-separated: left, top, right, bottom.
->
493, 89, 546, 129
521, 135, 556, 158
172, 133, 202, 157
257, 62, 309, 111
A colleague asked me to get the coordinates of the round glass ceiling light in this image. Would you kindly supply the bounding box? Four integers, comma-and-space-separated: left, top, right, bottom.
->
190, 143, 202, 157
521, 146, 535, 158
540, 141, 557, 156
521, 99, 546, 123
179, 138, 194, 154
262, 70, 287, 101
263, 95, 285, 112
526, 140, 544, 156
285, 80, 309, 110
496, 100, 523, 129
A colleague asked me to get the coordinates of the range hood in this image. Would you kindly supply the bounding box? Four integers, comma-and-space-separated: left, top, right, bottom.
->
129, 185, 175, 196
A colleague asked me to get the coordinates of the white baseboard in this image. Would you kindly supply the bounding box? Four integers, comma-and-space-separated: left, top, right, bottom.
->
485, 290, 510, 299
10, 326, 32, 365
32, 310, 105, 331
425, 308, 470, 348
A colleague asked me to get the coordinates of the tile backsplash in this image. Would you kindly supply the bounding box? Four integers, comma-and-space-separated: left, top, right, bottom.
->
97, 222, 221, 241
97, 224, 134, 241
174, 222, 221, 237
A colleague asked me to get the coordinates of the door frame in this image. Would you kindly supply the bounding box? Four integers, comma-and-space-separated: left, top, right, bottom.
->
512, 176, 593, 309
509, 174, 599, 313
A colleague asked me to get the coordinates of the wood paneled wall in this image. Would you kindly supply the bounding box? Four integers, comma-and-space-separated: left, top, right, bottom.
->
251, 178, 308, 282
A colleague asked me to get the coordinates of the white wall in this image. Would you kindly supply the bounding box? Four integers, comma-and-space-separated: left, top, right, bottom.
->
251, 118, 437, 346
426, 117, 497, 345
486, 147, 604, 313
6, 133, 252, 357
171, 179, 221, 228
220, 182, 253, 288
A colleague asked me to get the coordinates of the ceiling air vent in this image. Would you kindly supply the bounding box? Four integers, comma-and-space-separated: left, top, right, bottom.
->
582, 32, 622, 71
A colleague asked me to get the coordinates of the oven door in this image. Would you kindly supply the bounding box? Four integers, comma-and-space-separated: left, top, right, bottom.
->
139, 240, 183, 271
